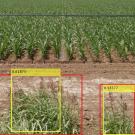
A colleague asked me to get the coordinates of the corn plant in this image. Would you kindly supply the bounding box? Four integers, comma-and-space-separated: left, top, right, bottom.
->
38, 35, 50, 60
51, 23, 62, 59
0, 34, 10, 60
64, 39, 74, 60
63, 18, 76, 60
25, 31, 38, 61
75, 25, 86, 60
10, 35, 24, 58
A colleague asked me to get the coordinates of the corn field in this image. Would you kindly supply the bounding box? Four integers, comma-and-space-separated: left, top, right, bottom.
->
0, 0, 135, 14
0, 0, 135, 62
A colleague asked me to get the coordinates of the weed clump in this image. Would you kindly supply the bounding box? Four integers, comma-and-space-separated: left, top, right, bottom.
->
0, 89, 80, 134
104, 93, 133, 134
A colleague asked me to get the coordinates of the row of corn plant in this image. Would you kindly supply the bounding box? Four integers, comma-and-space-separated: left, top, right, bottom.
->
0, 17, 135, 62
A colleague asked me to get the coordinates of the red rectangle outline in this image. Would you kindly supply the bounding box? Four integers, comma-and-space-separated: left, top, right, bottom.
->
0, 73, 84, 135
0, 74, 11, 76
99, 84, 135, 135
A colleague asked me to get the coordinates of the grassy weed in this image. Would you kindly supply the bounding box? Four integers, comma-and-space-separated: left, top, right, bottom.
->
104, 93, 133, 134
0, 89, 80, 134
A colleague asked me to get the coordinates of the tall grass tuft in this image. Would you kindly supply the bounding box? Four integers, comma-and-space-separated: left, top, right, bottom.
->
0, 89, 80, 134
104, 93, 133, 134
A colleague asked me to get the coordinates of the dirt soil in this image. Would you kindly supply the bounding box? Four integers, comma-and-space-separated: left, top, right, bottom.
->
0, 63, 135, 135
